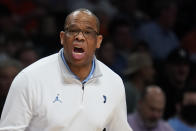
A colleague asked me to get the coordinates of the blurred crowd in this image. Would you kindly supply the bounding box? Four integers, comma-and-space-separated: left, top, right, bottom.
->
0, 0, 196, 130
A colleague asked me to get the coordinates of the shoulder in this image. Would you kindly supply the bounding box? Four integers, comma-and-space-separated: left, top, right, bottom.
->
11, 53, 59, 89
21, 53, 59, 77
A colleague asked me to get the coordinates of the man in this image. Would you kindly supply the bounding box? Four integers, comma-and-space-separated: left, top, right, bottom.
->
0, 9, 132, 131
157, 48, 190, 119
128, 85, 174, 131
168, 87, 196, 131
123, 52, 155, 114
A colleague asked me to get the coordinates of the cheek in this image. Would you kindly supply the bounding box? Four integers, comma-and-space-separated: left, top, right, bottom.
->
63, 37, 72, 50
87, 40, 98, 53
141, 106, 150, 117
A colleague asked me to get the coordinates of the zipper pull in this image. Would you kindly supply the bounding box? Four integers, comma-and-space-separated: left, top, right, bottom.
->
82, 82, 86, 90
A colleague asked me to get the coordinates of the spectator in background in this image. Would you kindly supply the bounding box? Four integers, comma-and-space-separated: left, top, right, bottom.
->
108, 15, 134, 76
157, 48, 191, 119
0, 58, 22, 116
128, 85, 174, 131
123, 52, 155, 114
136, 0, 179, 61
168, 87, 196, 131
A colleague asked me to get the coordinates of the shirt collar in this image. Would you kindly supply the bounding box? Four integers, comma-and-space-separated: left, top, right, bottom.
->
60, 48, 96, 84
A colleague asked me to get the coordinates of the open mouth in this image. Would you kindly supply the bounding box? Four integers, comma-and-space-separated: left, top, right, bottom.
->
74, 47, 84, 53
72, 46, 86, 60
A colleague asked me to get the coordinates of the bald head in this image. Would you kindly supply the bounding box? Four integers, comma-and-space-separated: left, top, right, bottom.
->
139, 85, 166, 128
141, 85, 165, 101
64, 8, 100, 33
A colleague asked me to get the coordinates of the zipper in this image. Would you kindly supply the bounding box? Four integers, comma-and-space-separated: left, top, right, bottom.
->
82, 82, 85, 90
81, 82, 85, 102
80, 77, 97, 103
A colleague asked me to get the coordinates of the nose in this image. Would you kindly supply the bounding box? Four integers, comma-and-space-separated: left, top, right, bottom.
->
75, 31, 85, 41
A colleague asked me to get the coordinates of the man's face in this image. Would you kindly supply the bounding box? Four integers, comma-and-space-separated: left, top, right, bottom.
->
167, 63, 190, 84
60, 11, 102, 67
139, 93, 165, 128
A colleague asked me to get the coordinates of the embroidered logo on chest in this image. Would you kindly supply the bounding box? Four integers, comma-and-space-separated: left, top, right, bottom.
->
53, 94, 62, 103
103, 95, 107, 103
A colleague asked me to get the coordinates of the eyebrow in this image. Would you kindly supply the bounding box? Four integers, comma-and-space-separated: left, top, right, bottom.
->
66, 25, 97, 31
85, 26, 96, 31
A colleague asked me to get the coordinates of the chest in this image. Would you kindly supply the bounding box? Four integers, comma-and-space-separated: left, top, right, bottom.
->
31, 80, 116, 130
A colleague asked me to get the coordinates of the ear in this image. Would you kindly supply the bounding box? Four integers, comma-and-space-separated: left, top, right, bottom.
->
60, 31, 65, 45
96, 35, 103, 49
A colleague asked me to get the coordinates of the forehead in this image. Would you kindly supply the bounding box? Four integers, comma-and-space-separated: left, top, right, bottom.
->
145, 93, 165, 108
66, 11, 97, 30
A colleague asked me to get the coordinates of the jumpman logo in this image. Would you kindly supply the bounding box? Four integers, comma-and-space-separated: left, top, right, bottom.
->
53, 94, 62, 103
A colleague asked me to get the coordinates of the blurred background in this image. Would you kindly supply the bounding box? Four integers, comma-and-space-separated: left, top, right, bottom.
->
0, 0, 196, 129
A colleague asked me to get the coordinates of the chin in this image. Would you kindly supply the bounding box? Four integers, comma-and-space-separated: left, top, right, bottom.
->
145, 121, 158, 128
72, 59, 89, 66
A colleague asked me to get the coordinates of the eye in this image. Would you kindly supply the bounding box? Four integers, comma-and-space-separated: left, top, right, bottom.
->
83, 30, 91, 34
69, 29, 78, 33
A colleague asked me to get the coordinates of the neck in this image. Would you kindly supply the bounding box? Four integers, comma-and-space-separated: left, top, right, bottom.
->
68, 62, 92, 82
61, 49, 94, 82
